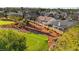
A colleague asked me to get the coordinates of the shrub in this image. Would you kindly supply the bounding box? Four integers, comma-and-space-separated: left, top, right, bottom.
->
53, 24, 79, 51
0, 30, 27, 51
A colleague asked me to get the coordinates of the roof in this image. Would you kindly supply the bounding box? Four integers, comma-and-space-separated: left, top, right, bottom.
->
7, 12, 23, 16
46, 19, 78, 29
37, 16, 56, 22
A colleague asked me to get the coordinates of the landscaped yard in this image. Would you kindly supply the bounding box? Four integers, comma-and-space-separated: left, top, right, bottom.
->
0, 29, 48, 51
26, 32, 48, 51
0, 20, 48, 51
0, 21, 15, 25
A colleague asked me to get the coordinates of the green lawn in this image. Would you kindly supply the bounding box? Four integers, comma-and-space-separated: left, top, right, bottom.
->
0, 20, 48, 51
26, 32, 48, 51
0, 21, 15, 25
0, 29, 48, 51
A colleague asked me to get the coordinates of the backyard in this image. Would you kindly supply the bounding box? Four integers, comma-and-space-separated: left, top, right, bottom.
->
0, 20, 48, 51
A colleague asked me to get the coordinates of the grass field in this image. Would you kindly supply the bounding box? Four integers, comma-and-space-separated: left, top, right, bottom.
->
0, 21, 15, 25
26, 32, 48, 51
0, 29, 48, 51
0, 20, 48, 51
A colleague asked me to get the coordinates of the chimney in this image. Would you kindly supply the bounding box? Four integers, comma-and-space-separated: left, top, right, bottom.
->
58, 21, 61, 26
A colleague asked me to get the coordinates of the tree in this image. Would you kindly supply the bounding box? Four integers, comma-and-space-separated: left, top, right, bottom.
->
53, 24, 79, 51
3, 8, 8, 19
0, 30, 27, 51
20, 7, 26, 19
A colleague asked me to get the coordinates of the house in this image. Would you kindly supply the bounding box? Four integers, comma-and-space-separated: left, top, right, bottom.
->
46, 19, 78, 31
0, 11, 4, 17
36, 16, 56, 24
25, 12, 38, 20
7, 12, 23, 20
7, 12, 23, 17
74, 11, 79, 20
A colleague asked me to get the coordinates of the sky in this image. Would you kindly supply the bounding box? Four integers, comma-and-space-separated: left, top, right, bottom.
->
0, 0, 79, 8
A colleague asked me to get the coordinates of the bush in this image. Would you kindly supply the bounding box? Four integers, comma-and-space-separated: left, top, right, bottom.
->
53, 24, 79, 51
0, 30, 27, 51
